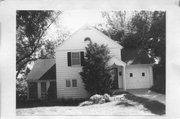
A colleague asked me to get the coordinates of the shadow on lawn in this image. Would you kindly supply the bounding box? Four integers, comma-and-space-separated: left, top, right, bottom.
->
116, 101, 134, 107
124, 93, 165, 115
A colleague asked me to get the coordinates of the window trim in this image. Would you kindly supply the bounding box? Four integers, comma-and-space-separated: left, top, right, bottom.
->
66, 80, 71, 87
71, 52, 81, 66
72, 79, 77, 87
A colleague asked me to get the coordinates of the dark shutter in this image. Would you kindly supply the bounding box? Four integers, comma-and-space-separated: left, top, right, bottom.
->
67, 52, 71, 66
80, 51, 84, 66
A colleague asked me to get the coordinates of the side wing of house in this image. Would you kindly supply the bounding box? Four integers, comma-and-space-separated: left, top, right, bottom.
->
26, 59, 56, 100
55, 25, 124, 99
125, 64, 153, 89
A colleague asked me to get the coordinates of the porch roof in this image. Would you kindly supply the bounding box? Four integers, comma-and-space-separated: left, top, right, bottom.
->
27, 59, 56, 81
108, 57, 126, 67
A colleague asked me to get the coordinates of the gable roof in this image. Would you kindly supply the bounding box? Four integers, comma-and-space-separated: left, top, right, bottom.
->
56, 25, 123, 51
27, 59, 56, 81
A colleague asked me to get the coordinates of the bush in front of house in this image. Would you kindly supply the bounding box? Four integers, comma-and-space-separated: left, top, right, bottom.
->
79, 40, 113, 95
103, 93, 111, 102
150, 84, 165, 94
16, 78, 28, 102
79, 101, 94, 106
90, 94, 104, 104
79, 93, 112, 106
151, 65, 165, 94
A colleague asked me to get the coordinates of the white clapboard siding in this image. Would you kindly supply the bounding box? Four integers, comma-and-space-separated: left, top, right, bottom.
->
56, 25, 122, 51
56, 50, 89, 99
55, 26, 123, 99
109, 48, 121, 60
56, 48, 121, 99
125, 65, 153, 89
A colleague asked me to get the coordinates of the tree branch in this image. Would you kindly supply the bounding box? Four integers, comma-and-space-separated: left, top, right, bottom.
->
16, 58, 36, 78
16, 12, 61, 65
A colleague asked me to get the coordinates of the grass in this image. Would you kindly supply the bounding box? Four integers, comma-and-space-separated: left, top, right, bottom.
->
110, 89, 165, 115
17, 90, 165, 115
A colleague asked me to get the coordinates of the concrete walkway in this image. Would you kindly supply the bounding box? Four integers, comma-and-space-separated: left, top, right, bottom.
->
127, 89, 165, 104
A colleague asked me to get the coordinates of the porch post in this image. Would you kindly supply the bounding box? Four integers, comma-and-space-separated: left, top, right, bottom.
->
46, 81, 50, 91
46, 81, 50, 99
123, 66, 126, 90
37, 82, 41, 99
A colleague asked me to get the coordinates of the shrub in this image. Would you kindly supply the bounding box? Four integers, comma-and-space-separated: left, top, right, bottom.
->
150, 84, 165, 94
79, 101, 93, 106
90, 94, 104, 104
79, 41, 113, 95
103, 93, 111, 102
99, 98, 106, 104
16, 78, 28, 102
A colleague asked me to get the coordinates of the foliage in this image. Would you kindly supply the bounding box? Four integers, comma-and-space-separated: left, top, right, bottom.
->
16, 10, 62, 78
100, 11, 166, 93
16, 78, 28, 101
100, 11, 165, 67
79, 101, 94, 106
101, 11, 127, 42
79, 41, 113, 95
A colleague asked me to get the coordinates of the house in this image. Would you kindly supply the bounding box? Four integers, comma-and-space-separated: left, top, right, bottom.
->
26, 25, 153, 100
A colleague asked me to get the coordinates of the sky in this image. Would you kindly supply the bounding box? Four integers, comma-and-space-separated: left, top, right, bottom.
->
45, 10, 107, 42
60, 10, 106, 32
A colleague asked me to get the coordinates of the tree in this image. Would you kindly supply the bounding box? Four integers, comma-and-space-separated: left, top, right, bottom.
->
79, 40, 113, 95
149, 11, 165, 67
16, 10, 62, 78
100, 11, 164, 65
101, 11, 127, 42
122, 11, 154, 64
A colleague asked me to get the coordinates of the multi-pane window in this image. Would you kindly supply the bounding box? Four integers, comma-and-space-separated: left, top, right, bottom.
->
66, 79, 78, 87
72, 79, 77, 87
66, 80, 71, 87
71, 52, 81, 65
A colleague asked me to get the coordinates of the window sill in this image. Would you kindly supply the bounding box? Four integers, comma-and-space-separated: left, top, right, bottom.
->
70, 65, 81, 67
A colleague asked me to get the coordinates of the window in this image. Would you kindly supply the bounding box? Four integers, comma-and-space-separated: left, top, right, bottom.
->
28, 82, 38, 99
41, 82, 47, 99
72, 79, 77, 87
119, 71, 122, 76
66, 80, 71, 87
71, 52, 81, 65
130, 73, 133, 77
142, 72, 145, 77
84, 37, 91, 41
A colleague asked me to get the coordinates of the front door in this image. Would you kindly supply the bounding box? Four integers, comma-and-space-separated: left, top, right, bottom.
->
112, 68, 118, 89
41, 82, 47, 100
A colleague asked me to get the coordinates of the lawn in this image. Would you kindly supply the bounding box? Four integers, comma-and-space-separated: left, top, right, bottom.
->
16, 93, 165, 116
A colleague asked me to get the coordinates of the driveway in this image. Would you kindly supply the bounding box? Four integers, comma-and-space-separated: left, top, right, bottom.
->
127, 89, 165, 104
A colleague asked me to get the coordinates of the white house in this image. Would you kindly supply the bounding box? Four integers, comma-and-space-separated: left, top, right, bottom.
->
26, 25, 153, 100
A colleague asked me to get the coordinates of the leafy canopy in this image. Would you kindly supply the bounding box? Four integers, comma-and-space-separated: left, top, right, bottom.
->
100, 11, 165, 67
16, 11, 62, 78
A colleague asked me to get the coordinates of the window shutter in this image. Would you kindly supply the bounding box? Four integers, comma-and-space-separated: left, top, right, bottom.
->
67, 52, 71, 66
80, 51, 84, 66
